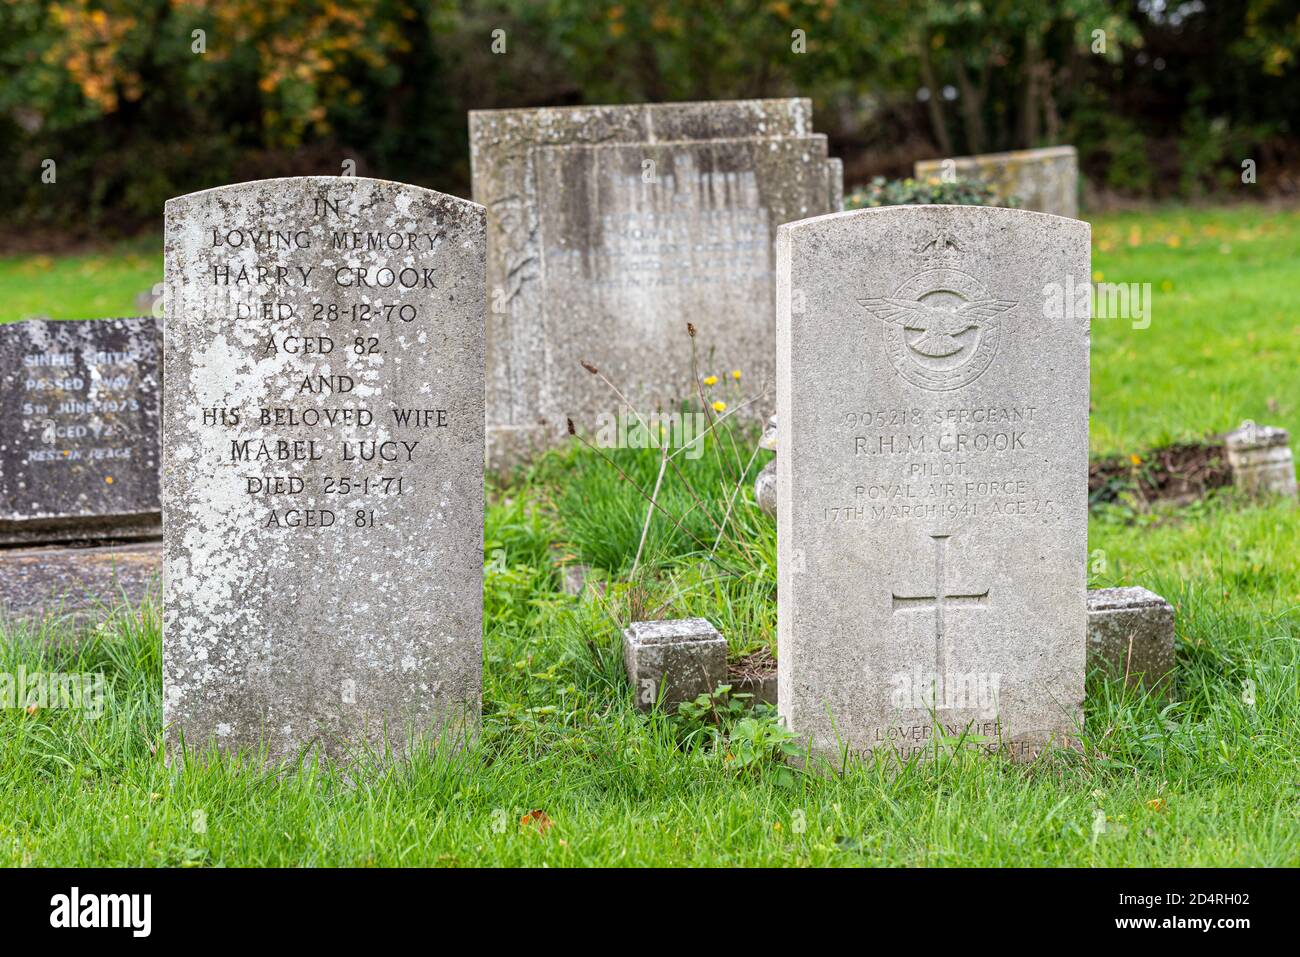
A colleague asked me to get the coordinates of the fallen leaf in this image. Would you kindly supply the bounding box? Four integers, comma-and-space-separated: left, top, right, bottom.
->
520, 809, 553, 834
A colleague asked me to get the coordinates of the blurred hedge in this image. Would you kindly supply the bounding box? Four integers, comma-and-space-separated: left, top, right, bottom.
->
2, 0, 1297, 241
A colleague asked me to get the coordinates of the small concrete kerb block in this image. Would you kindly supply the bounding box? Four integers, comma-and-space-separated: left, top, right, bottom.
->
624, 618, 728, 711
1087, 587, 1175, 692
1225, 422, 1297, 498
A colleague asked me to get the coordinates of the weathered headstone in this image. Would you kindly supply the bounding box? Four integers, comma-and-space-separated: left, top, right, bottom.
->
532, 136, 830, 435
0, 317, 161, 545
915, 146, 1078, 219
163, 176, 485, 762
777, 205, 1090, 765
469, 99, 843, 466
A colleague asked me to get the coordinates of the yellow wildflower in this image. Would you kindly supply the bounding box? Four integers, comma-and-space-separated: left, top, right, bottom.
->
703, 375, 718, 386
712, 400, 727, 413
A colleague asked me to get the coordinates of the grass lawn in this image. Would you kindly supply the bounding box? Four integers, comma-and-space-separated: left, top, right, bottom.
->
1090, 206, 1300, 454
2, 203, 1298, 867
0, 237, 162, 326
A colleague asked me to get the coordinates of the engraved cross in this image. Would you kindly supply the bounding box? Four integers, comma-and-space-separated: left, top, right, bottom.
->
891, 533, 989, 679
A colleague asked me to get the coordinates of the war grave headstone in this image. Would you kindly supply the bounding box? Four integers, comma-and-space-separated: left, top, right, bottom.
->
469, 98, 843, 466
0, 317, 162, 624
163, 176, 485, 761
915, 146, 1079, 219
777, 204, 1090, 765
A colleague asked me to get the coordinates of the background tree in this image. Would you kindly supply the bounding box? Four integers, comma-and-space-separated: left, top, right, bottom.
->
1, 0, 1295, 243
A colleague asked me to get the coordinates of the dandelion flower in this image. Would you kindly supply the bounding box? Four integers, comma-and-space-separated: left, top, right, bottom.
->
712, 400, 727, 413
731, 369, 742, 380
1129, 454, 1142, 465
703, 375, 718, 386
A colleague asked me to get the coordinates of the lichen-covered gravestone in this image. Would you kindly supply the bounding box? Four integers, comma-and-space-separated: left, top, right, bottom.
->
469, 99, 843, 466
777, 205, 1090, 765
915, 146, 1078, 219
0, 317, 161, 545
163, 177, 485, 761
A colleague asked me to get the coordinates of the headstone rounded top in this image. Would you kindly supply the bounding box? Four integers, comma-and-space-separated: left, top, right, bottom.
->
165, 176, 486, 220
777, 203, 1090, 238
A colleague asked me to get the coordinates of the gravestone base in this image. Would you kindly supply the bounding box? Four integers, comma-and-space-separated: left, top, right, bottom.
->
0, 540, 161, 627
623, 618, 727, 711
0, 515, 161, 549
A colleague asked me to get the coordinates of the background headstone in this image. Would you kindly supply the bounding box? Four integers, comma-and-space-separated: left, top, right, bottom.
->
531, 135, 830, 433
163, 176, 485, 762
469, 99, 843, 466
915, 146, 1078, 219
827, 158, 845, 212
777, 204, 1090, 765
1224, 422, 1296, 498
0, 317, 161, 546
